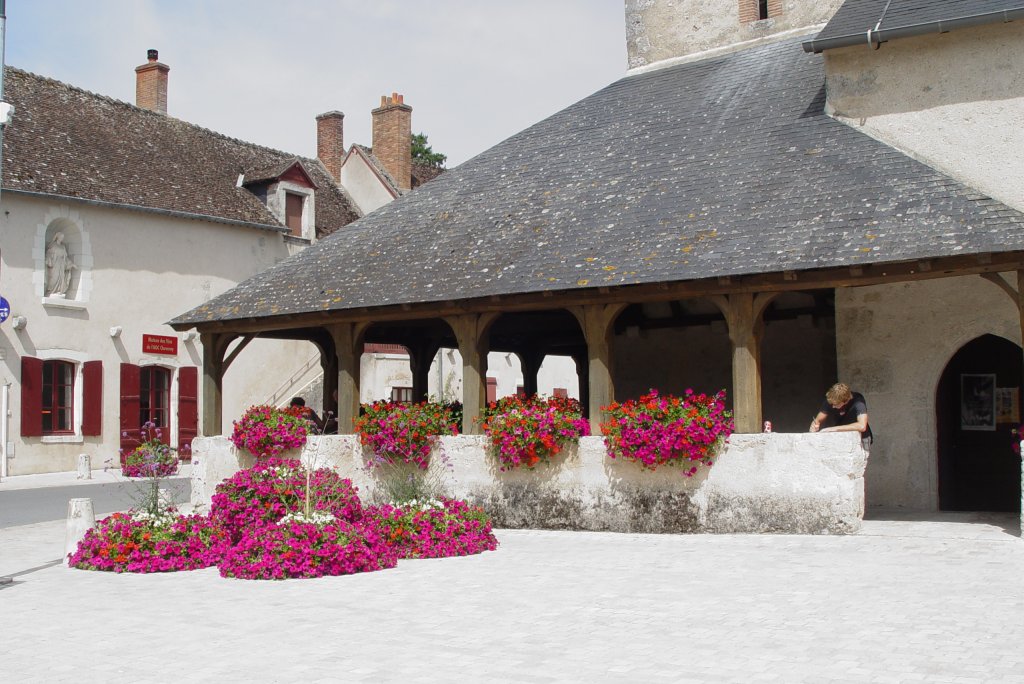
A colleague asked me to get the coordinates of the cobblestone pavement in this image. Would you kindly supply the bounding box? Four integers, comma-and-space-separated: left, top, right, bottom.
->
1, 513, 1022, 683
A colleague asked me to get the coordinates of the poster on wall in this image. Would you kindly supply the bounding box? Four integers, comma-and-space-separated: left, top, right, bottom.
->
961, 374, 996, 431
995, 387, 1020, 424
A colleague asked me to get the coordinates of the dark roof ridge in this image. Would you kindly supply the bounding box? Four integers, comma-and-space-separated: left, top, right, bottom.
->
5, 65, 319, 165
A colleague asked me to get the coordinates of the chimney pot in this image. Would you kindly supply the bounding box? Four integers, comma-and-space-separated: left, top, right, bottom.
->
147, 49, 159, 62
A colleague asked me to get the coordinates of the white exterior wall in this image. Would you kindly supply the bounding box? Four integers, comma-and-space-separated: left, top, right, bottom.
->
358, 349, 580, 403
0, 195, 311, 475
824, 21, 1024, 213
338, 154, 396, 215
835, 273, 1019, 509
191, 431, 867, 534
625, 0, 843, 68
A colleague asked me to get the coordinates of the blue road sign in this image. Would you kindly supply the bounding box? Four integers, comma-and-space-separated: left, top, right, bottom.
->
0, 296, 9, 323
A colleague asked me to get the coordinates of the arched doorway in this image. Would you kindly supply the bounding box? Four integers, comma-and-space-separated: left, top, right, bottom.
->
937, 334, 1022, 512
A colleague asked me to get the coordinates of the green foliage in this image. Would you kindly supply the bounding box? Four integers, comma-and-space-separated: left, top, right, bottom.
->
411, 132, 447, 168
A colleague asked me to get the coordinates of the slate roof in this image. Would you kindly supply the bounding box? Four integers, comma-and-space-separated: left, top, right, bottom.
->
2, 67, 360, 234
804, 0, 1024, 52
171, 34, 1024, 327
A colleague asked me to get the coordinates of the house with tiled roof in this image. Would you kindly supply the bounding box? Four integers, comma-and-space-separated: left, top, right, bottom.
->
173, 0, 1024, 523
0, 50, 370, 476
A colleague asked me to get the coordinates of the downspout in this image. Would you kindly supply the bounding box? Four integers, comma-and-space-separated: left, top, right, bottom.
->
865, 0, 893, 50
1, 383, 8, 479
0, 0, 8, 482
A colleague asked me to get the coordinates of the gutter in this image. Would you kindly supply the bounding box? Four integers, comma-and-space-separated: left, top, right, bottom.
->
3, 188, 291, 234
802, 8, 1024, 53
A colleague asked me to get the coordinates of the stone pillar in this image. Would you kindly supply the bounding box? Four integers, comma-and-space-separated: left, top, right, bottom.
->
571, 304, 625, 433
327, 323, 367, 435
65, 498, 95, 563
76, 454, 91, 480
446, 314, 498, 434
712, 292, 776, 434
199, 332, 224, 436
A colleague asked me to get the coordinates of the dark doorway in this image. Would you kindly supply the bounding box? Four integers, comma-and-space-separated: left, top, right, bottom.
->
937, 334, 1022, 512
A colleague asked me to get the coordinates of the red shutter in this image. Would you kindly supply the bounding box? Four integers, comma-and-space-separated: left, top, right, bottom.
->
82, 361, 103, 436
486, 377, 498, 404
20, 356, 43, 437
177, 366, 198, 459
120, 363, 141, 462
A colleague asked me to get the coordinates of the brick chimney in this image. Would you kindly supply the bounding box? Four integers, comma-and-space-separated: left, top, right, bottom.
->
371, 92, 412, 191
316, 111, 345, 184
135, 49, 169, 114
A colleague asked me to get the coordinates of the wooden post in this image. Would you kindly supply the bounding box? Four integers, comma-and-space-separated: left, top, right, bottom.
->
327, 323, 367, 435
199, 332, 225, 436
571, 348, 589, 419
571, 304, 625, 434
409, 341, 440, 403
518, 348, 544, 398
446, 314, 497, 434
711, 292, 776, 434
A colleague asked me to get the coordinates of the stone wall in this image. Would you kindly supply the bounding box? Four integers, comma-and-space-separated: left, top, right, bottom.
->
625, 0, 843, 68
835, 273, 1020, 509
824, 21, 1024, 214
191, 432, 867, 534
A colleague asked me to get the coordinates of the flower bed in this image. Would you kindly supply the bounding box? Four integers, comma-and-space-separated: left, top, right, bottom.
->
68, 511, 228, 573
218, 518, 398, 580
208, 458, 362, 542
72, 455, 498, 580
230, 405, 309, 459
481, 395, 589, 470
355, 400, 459, 469
365, 498, 499, 559
121, 421, 180, 477
601, 389, 733, 475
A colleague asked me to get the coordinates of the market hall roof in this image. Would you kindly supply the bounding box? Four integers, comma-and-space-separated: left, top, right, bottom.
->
170, 34, 1024, 328
1, 67, 360, 234
803, 0, 1024, 52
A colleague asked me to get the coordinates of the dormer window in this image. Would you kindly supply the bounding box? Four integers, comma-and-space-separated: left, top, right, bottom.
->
241, 159, 318, 240
285, 192, 304, 237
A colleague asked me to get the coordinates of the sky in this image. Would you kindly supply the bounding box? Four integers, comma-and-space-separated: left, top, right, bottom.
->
4, 1, 627, 167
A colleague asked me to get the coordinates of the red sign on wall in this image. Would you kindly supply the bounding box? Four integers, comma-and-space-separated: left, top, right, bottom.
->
142, 334, 178, 356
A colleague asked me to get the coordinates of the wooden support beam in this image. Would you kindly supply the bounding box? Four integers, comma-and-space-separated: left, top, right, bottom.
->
570, 303, 627, 434
980, 272, 1018, 303
200, 332, 225, 436
222, 334, 256, 372
710, 292, 777, 433
445, 313, 499, 434
327, 322, 369, 435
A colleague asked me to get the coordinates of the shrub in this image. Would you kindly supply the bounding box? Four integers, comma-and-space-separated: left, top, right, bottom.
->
121, 421, 180, 478
364, 498, 499, 559
218, 518, 399, 580
68, 511, 228, 573
355, 400, 459, 469
208, 458, 362, 541
229, 405, 309, 459
480, 395, 589, 470
601, 389, 733, 475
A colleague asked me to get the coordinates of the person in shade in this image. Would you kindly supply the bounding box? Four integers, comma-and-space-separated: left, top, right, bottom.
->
289, 396, 323, 431
809, 382, 872, 450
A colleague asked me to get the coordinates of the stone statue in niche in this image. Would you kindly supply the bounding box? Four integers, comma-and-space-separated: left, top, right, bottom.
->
45, 232, 77, 297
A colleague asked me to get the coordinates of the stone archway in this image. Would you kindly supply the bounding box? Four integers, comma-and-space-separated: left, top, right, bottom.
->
936, 334, 1022, 512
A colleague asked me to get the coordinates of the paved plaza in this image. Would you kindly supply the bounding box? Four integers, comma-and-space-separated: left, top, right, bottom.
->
1, 505, 1022, 683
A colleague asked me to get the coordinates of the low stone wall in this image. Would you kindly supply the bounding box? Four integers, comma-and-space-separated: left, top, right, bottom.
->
191, 433, 867, 534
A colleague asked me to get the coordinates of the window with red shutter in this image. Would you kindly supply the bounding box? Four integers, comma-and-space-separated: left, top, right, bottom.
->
20, 356, 43, 437
120, 363, 141, 460
82, 360, 103, 436
486, 377, 498, 404
42, 360, 75, 434
285, 192, 304, 236
139, 366, 172, 443
178, 367, 198, 457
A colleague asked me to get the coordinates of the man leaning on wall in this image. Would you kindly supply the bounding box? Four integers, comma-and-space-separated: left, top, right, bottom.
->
809, 383, 873, 451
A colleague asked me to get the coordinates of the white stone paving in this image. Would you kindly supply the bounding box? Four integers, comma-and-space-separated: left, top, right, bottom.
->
0, 514, 1022, 683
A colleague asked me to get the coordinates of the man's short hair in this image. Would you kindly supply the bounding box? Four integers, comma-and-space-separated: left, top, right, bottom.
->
826, 383, 853, 406
289, 397, 306, 407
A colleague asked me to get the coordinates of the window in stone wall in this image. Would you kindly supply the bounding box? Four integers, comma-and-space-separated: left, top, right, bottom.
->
740, 0, 781, 23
